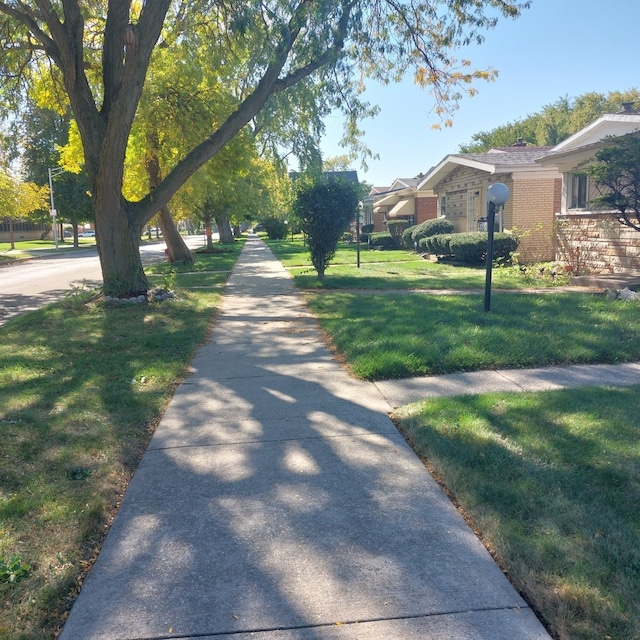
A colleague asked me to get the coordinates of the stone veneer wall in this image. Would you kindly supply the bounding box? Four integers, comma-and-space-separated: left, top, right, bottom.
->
555, 212, 640, 274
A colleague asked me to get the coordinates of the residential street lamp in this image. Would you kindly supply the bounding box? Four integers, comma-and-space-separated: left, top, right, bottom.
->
48, 167, 65, 249
484, 182, 509, 312
356, 201, 363, 268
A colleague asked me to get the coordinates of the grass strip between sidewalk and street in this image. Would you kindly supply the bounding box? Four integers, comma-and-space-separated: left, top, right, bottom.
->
0, 241, 242, 639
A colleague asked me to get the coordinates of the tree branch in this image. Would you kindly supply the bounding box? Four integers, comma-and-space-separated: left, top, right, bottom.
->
132, 0, 356, 224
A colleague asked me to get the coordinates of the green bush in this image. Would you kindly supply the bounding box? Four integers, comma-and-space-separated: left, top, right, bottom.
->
449, 232, 518, 264
412, 218, 455, 244
369, 231, 396, 249
402, 225, 418, 250
262, 217, 288, 240
294, 178, 359, 280
361, 224, 375, 234
420, 234, 453, 256
386, 219, 410, 247
490, 233, 519, 264
421, 232, 518, 264
446, 233, 487, 263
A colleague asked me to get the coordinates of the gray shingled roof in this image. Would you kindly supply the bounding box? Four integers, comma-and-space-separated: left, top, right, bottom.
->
451, 147, 553, 166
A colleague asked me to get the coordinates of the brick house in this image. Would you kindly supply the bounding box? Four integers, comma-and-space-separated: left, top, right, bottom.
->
416, 144, 562, 262
536, 105, 640, 274
366, 177, 437, 232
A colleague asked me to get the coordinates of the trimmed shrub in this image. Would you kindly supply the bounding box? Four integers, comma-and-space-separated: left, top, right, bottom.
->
420, 234, 453, 256
421, 232, 518, 264
369, 231, 396, 249
361, 224, 375, 234
294, 179, 359, 280
412, 218, 455, 244
491, 233, 519, 265
446, 233, 487, 263
386, 219, 410, 247
448, 232, 518, 264
402, 225, 418, 250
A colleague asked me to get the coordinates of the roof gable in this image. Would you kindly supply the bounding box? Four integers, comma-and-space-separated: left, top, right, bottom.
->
537, 113, 640, 172
417, 147, 554, 190
548, 114, 640, 155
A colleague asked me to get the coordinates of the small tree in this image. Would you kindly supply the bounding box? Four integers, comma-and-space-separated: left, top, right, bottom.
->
0, 170, 49, 249
262, 216, 288, 240
294, 179, 359, 281
584, 133, 640, 232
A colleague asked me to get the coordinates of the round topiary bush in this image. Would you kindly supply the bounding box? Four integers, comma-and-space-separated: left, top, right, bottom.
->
412, 218, 455, 244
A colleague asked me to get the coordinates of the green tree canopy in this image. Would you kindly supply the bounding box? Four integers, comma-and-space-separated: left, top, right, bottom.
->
0, 0, 531, 296
294, 177, 359, 280
458, 89, 640, 152
583, 133, 640, 233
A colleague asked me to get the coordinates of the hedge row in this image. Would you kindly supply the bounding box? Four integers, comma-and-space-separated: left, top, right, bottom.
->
369, 231, 396, 249
402, 218, 455, 250
419, 232, 518, 264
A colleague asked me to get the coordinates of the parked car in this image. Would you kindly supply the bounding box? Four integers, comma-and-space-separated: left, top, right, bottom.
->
78, 230, 96, 237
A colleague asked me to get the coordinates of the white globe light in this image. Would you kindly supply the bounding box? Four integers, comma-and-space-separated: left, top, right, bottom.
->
487, 182, 509, 206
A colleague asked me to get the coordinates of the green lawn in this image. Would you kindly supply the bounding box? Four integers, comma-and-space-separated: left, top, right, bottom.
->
394, 386, 640, 640
266, 237, 570, 290
0, 241, 243, 639
303, 291, 640, 379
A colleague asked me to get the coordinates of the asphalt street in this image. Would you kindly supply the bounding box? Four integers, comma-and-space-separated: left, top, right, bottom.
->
0, 235, 206, 326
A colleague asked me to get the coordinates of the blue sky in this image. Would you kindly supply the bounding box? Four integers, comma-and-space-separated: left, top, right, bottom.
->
319, 0, 640, 187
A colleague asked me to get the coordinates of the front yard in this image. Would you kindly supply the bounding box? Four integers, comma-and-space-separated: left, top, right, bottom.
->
267, 237, 640, 640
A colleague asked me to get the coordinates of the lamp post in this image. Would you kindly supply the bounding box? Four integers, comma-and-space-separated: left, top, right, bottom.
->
356, 201, 363, 268
48, 167, 65, 249
484, 182, 509, 312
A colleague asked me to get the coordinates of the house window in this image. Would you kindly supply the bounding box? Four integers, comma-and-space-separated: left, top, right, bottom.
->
569, 173, 588, 209
439, 195, 446, 217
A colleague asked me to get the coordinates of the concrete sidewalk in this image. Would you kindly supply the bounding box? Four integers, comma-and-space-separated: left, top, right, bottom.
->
59, 236, 610, 640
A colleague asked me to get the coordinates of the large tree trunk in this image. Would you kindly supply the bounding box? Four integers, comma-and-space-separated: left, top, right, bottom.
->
145, 136, 193, 264
216, 217, 234, 244
158, 205, 193, 263
94, 193, 149, 297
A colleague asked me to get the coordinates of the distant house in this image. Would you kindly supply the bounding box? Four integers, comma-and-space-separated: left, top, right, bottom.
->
417, 142, 562, 262
289, 170, 359, 184
1, 219, 51, 244
366, 176, 437, 232
536, 104, 640, 274
322, 170, 359, 184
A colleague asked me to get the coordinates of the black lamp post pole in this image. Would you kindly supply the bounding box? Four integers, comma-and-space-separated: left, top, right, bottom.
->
484, 200, 497, 313
356, 203, 362, 268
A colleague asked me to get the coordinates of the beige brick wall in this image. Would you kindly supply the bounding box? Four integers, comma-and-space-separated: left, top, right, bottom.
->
436, 167, 559, 262
510, 177, 560, 262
